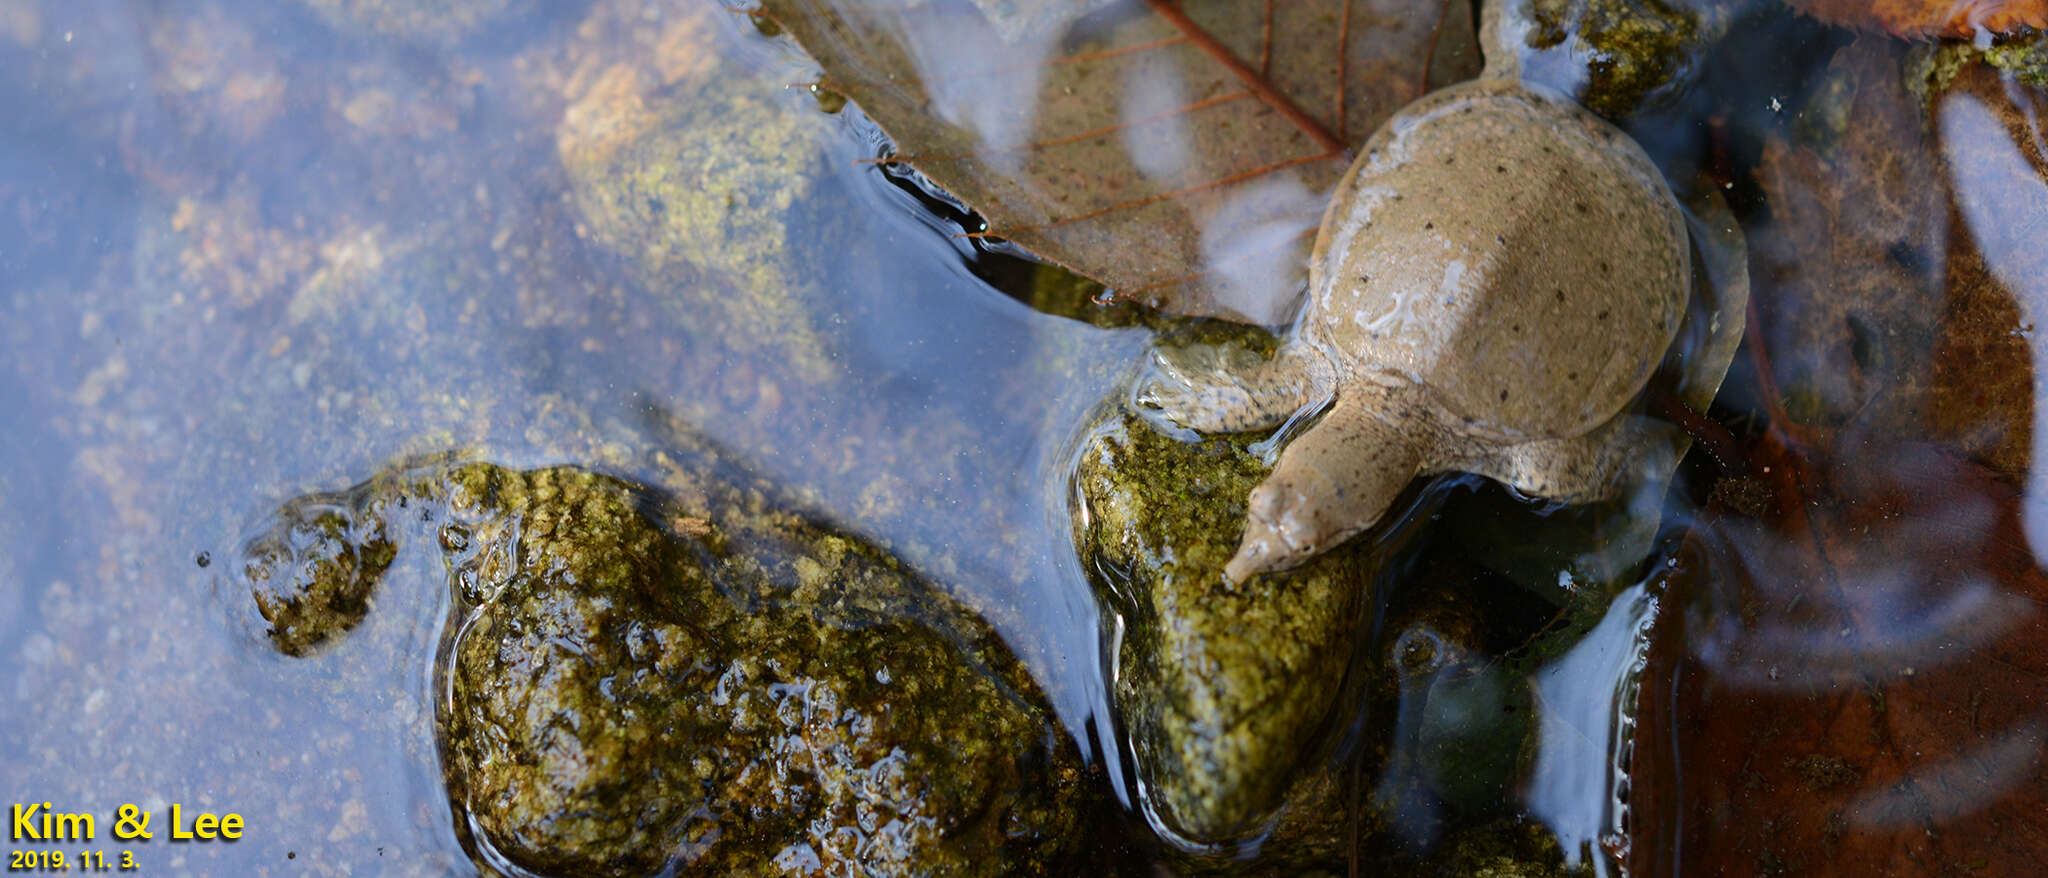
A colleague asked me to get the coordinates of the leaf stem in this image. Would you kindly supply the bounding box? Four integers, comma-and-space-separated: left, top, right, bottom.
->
1648, 388, 1746, 477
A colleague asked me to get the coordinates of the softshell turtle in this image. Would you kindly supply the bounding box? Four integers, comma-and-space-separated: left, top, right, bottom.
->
1139, 18, 1690, 584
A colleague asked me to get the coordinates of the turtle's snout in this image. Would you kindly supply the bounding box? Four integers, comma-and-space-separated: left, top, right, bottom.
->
1224, 482, 1312, 583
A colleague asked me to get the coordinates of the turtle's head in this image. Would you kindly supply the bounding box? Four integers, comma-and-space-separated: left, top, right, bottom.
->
1223, 472, 1371, 584
1224, 481, 1324, 583
1222, 394, 1422, 583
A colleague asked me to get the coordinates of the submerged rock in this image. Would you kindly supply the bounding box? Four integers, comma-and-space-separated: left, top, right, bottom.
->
1509, 0, 1734, 119
1370, 580, 1539, 849
1979, 32, 2048, 86
556, 59, 840, 385
1924, 30, 2048, 94
1071, 405, 1381, 843
1071, 401, 1586, 873
236, 458, 1091, 876
242, 479, 399, 658
296, 0, 525, 43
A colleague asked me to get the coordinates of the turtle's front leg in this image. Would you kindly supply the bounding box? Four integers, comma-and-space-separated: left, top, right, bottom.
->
1132, 341, 1334, 435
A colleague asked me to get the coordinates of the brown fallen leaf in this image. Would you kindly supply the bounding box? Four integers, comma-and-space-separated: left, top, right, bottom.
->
754, 0, 1477, 323
1626, 46, 2048, 876
1630, 429, 2048, 876
1750, 37, 2043, 477
1928, 58, 2048, 477
1788, 0, 2048, 38
1747, 38, 1948, 439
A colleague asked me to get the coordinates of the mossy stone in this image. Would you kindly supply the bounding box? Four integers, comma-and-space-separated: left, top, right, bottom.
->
1072, 405, 1372, 843
557, 67, 839, 384
297, 0, 525, 43
1521, 0, 1714, 119
237, 461, 1091, 876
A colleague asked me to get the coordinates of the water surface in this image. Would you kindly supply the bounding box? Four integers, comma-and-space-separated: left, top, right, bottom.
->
2, 1, 2044, 875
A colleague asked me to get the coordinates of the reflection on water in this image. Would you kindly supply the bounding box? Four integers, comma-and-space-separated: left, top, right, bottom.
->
1633, 438, 2048, 876
1527, 583, 1657, 874
1624, 34, 2048, 876
2, 0, 2045, 874
1941, 87, 2048, 553
762, 0, 1472, 324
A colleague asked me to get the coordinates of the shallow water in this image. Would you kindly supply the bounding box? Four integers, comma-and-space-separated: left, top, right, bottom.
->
2, 0, 2044, 875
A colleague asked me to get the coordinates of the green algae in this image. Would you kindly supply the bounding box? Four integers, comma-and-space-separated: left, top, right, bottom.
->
1067, 389, 1595, 874
1921, 31, 2048, 98
558, 67, 840, 385
39, 0, 1707, 872
1981, 33, 2048, 85
235, 454, 1092, 876
1520, 0, 1713, 119
296, 0, 525, 43
1070, 388, 1489, 854
1437, 817, 1592, 878
243, 492, 398, 657
1072, 404, 1373, 844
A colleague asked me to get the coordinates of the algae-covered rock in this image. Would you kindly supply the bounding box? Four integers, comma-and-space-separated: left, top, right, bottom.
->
1512, 0, 1731, 119
1071, 404, 1378, 843
1435, 817, 1592, 878
240, 481, 398, 657
1924, 30, 2048, 93
1373, 590, 1536, 846
297, 0, 525, 43
1071, 396, 1480, 851
1980, 32, 2048, 85
236, 459, 1090, 876
1238, 565, 1546, 875
557, 62, 838, 384
1070, 394, 1577, 872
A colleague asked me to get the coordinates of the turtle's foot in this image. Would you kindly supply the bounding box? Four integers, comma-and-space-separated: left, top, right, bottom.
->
1443, 414, 1663, 505
1131, 342, 1325, 436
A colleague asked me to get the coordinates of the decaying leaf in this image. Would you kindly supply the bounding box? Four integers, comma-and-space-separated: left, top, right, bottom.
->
1749, 37, 2046, 476
1789, 0, 2048, 38
1631, 433, 2048, 876
1928, 58, 2048, 476
754, 0, 1478, 323
1748, 38, 1948, 438
1627, 44, 2048, 876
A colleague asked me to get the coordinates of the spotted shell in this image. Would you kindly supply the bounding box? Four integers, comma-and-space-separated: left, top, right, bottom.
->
1303, 77, 1689, 443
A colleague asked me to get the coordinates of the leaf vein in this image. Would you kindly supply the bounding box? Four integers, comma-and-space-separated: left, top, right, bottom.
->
966, 151, 1338, 237
1140, 0, 1346, 154
868, 91, 1256, 165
